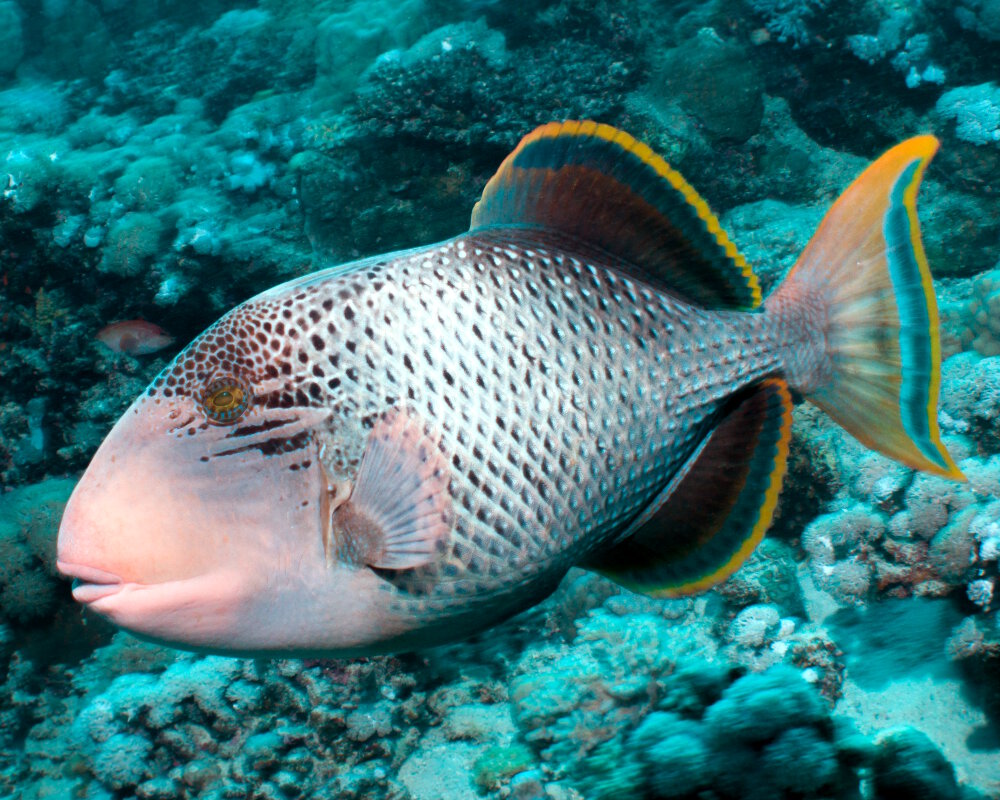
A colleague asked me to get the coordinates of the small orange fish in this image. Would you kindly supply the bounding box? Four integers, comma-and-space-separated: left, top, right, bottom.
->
96, 320, 174, 355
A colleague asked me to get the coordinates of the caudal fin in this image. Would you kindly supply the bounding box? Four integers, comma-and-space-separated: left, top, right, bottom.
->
771, 136, 963, 480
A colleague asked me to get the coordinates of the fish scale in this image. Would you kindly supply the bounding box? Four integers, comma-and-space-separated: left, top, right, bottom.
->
147, 232, 780, 620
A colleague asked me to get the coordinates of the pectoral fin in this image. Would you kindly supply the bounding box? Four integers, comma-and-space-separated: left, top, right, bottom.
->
329, 408, 453, 570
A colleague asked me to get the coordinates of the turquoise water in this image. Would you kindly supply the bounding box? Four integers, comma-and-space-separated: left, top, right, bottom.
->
1, 1, 999, 798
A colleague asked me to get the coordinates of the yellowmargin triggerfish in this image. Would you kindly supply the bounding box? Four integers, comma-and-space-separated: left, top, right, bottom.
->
57, 121, 963, 656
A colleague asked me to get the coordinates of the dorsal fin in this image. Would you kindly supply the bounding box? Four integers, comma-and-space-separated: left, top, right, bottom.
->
470, 121, 760, 310
584, 378, 793, 597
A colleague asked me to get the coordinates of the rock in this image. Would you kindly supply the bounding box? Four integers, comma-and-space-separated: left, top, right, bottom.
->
0, 2, 24, 75
871, 727, 961, 800
650, 29, 764, 143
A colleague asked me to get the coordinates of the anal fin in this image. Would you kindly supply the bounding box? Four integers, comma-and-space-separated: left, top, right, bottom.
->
330, 408, 453, 570
587, 379, 793, 597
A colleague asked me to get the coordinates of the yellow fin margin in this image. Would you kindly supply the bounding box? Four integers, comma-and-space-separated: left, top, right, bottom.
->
471, 120, 762, 310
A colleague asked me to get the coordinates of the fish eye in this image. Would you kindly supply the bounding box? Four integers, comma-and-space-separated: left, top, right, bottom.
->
200, 376, 252, 425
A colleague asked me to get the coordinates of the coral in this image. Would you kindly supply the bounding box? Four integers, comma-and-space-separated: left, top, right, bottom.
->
946, 614, 1000, 728
99, 212, 165, 276
112, 156, 180, 211
1, 137, 62, 212
717, 538, 804, 615
648, 29, 764, 144
955, 0, 1000, 41
313, 0, 428, 110
569, 665, 858, 800
2, 2, 1000, 798
727, 604, 784, 649
632, 712, 715, 797
793, 354, 1000, 609
917, 185, 999, 278
958, 267, 1000, 356
100, 7, 314, 123
786, 629, 846, 703
844, 7, 948, 90
703, 665, 827, 744
941, 354, 1000, 452
354, 16, 638, 149
720, 200, 826, 294
936, 84, 1000, 147
225, 151, 276, 194
871, 727, 961, 799
654, 659, 732, 717
967, 578, 995, 610
92, 732, 153, 790
802, 505, 886, 605
570, 732, 645, 800
745, 0, 830, 46
0, 569, 61, 625
0, 477, 75, 625
0, 1, 24, 75
761, 726, 838, 795
508, 595, 718, 790
0, 84, 70, 135
928, 507, 978, 584
472, 743, 536, 792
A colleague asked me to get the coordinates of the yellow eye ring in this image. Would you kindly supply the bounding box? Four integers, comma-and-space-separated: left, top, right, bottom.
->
200, 376, 252, 424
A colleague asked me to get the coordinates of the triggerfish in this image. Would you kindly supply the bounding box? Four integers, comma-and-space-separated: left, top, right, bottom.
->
57, 122, 963, 656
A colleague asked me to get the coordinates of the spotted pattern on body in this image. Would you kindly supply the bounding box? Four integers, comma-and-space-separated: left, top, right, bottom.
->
139, 233, 781, 619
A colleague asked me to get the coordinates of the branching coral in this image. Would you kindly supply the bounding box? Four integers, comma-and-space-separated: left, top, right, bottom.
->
745, 0, 830, 46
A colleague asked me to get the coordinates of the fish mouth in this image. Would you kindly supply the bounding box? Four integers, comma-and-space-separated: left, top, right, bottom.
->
57, 562, 124, 604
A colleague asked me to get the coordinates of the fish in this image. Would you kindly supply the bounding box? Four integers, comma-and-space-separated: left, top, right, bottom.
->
96, 319, 174, 355
56, 121, 963, 657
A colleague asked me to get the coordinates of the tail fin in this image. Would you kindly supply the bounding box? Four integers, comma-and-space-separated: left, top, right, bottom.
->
770, 136, 963, 480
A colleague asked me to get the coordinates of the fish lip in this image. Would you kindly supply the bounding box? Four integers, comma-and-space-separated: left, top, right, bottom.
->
57, 561, 124, 604
71, 580, 124, 604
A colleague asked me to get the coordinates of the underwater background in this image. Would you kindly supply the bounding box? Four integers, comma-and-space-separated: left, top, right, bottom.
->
0, 0, 999, 798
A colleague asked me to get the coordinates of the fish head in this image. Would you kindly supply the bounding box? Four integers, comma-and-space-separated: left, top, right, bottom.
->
57, 294, 363, 653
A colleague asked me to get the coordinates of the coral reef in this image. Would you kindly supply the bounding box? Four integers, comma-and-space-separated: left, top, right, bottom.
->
0, 478, 74, 625
2, 0, 1000, 797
